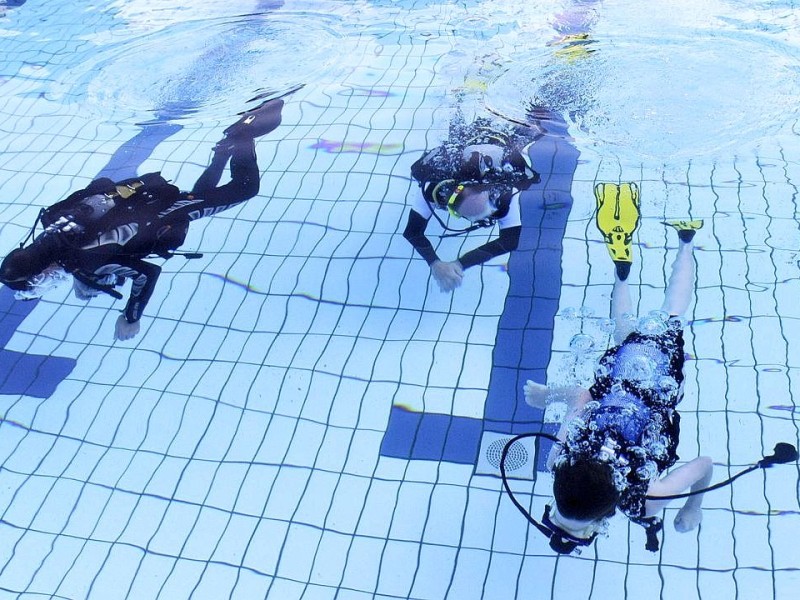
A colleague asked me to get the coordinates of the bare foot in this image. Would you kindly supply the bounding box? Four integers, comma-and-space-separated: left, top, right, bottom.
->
674, 505, 703, 532
524, 380, 548, 409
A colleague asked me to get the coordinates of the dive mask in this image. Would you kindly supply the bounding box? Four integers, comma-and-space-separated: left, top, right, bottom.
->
446, 182, 503, 221
540, 504, 604, 554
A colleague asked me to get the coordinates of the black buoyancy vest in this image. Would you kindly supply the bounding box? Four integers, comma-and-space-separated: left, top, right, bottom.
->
41, 172, 180, 232
40, 173, 185, 258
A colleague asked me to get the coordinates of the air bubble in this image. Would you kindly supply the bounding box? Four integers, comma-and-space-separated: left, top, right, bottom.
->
569, 333, 596, 354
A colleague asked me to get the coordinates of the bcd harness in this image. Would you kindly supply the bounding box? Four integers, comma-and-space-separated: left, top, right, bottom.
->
21, 173, 201, 299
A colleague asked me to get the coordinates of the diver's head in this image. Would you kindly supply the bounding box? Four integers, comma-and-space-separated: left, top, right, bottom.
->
0, 238, 62, 298
553, 458, 620, 522
447, 183, 499, 223
1, 248, 45, 290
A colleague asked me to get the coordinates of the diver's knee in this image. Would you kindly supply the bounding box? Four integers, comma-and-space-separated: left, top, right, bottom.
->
239, 175, 260, 200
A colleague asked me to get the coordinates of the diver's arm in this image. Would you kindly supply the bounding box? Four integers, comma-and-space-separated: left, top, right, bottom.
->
458, 191, 522, 269
403, 208, 440, 265
124, 258, 161, 323
545, 387, 592, 469
457, 225, 521, 269
524, 382, 590, 410
644, 456, 714, 523
100, 257, 161, 323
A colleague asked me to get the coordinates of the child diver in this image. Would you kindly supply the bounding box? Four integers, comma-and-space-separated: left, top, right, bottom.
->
403, 109, 548, 292
524, 182, 712, 549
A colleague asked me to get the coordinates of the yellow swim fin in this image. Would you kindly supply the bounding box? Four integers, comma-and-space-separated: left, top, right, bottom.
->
595, 182, 641, 264
663, 219, 703, 243
550, 33, 597, 62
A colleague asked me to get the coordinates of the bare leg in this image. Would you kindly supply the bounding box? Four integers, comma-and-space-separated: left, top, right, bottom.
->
611, 273, 634, 344
661, 238, 695, 317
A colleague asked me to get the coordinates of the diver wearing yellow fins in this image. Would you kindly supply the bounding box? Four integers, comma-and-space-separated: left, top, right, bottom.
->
520, 190, 715, 554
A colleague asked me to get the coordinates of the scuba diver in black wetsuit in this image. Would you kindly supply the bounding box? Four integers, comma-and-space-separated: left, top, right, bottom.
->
0, 94, 289, 341
404, 112, 543, 292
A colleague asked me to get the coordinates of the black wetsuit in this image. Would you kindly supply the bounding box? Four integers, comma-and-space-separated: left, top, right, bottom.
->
33, 142, 259, 323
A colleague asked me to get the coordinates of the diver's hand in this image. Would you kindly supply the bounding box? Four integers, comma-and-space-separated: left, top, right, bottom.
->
114, 315, 141, 341
431, 260, 463, 292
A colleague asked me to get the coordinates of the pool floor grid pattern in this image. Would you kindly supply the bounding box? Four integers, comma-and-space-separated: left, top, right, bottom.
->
1, 1, 800, 600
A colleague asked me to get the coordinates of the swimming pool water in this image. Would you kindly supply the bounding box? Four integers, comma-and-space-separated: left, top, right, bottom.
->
1, 1, 799, 599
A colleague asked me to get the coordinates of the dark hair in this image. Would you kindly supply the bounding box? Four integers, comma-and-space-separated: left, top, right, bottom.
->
454, 158, 482, 184
0, 249, 37, 290
0, 238, 58, 290
553, 459, 620, 521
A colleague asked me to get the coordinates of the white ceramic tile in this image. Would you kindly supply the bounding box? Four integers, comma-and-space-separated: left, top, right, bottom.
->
374, 539, 417, 598
387, 481, 433, 542
229, 569, 273, 600
482, 552, 524, 600
337, 535, 382, 593
307, 530, 351, 588
241, 518, 288, 575
275, 523, 323, 583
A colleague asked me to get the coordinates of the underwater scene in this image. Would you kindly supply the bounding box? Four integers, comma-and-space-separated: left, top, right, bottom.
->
1, 0, 800, 599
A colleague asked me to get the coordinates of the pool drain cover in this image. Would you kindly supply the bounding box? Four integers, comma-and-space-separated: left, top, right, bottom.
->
475, 431, 536, 480
486, 438, 529, 471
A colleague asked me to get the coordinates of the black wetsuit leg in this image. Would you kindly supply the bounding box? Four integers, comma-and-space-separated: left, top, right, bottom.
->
159, 139, 261, 223
191, 150, 231, 195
